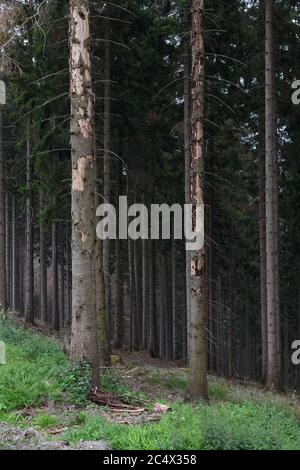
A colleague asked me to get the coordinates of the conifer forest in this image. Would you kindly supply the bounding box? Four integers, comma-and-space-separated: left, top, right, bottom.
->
1, 0, 300, 455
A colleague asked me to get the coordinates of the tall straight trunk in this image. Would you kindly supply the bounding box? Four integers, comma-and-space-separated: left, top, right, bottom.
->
184, 6, 191, 362
208, 152, 215, 372
149, 239, 158, 357
142, 236, 148, 350
133, 238, 141, 350
259, 129, 268, 383
187, 0, 208, 401
103, 3, 112, 326
25, 119, 34, 324
228, 232, 235, 378
93, 110, 111, 366
172, 238, 177, 360
265, 0, 281, 391
0, 106, 6, 309
59, 248, 65, 330
11, 193, 18, 311
69, 0, 99, 387
5, 193, 11, 306
39, 194, 47, 323
52, 220, 59, 331
65, 230, 71, 326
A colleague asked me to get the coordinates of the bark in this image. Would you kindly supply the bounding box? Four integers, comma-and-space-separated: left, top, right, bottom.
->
11, 193, 18, 311
184, 5, 191, 362
25, 119, 34, 324
149, 239, 158, 357
5, 193, 11, 306
259, 128, 268, 383
142, 236, 148, 350
0, 106, 7, 309
69, 0, 99, 387
59, 246, 65, 330
265, 0, 281, 390
103, 3, 112, 327
52, 220, 59, 331
66, 231, 72, 326
187, 0, 208, 401
93, 110, 111, 367
39, 194, 47, 323
172, 238, 177, 360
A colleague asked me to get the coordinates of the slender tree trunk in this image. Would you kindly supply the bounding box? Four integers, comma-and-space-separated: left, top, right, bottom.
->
59, 248, 65, 330
39, 194, 47, 323
93, 111, 111, 366
265, 0, 281, 391
149, 239, 158, 357
172, 238, 177, 360
0, 106, 6, 309
25, 119, 34, 324
11, 193, 18, 311
5, 193, 11, 306
184, 6, 191, 362
142, 236, 148, 350
65, 230, 71, 326
52, 220, 59, 331
259, 128, 268, 383
69, 0, 99, 387
228, 232, 235, 378
103, 3, 112, 328
187, 0, 208, 401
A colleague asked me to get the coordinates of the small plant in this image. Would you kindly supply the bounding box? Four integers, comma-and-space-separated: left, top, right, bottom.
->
62, 362, 92, 405
34, 414, 60, 429
208, 384, 228, 400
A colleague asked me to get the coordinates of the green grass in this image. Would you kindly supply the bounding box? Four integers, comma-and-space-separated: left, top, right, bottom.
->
0, 315, 91, 413
2, 314, 300, 450
64, 401, 300, 450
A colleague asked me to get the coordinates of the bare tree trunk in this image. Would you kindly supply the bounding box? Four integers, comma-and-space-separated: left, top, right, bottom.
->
0, 106, 6, 309
259, 128, 268, 383
93, 111, 111, 367
39, 194, 47, 323
187, 0, 208, 401
228, 232, 235, 378
142, 236, 148, 350
5, 193, 11, 306
69, 0, 99, 387
25, 119, 34, 324
184, 5, 191, 362
103, 3, 112, 328
65, 230, 71, 326
11, 193, 18, 311
59, 244, 65, 330
52, 220, 59, 331
172, 238, 177, 360
265, 0, 281, 391
149, 239, 158, 357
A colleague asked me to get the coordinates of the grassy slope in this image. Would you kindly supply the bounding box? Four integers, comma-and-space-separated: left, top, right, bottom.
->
1, 315, 300, 450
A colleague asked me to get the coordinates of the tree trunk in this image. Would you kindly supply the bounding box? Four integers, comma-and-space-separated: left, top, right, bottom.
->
265, 0, 281, 391
103, 3, 112, 329
52, 220, 59, 331
259, 127, 268, 383
184, 5, 191, 362
0, 106, 6, 309
11, 193, 18, 311
5, 193, 11, 306
25, 119, 34, 324
39, 194, 47, 323
187, 0, 208, 401
69, 0, 99, 387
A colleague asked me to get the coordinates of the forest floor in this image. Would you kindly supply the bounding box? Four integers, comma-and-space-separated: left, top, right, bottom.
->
1, 313, 300, 450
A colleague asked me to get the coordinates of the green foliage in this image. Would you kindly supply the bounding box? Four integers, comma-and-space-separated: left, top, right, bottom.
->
60, 363, 92, 406
208, 384, 228, 400
0, 318, 89, 411
34, 414, 60, 429
64, 402, 300, 450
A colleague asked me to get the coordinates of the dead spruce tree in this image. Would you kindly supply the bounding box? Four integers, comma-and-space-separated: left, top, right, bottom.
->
69, 0, 99, 388
187, 0, 208, 401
